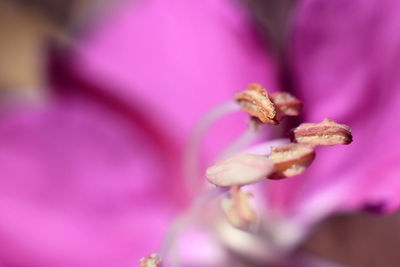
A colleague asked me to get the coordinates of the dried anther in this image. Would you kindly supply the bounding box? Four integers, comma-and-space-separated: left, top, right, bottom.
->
235, 83, 278, 124
268, 143, 315, 179
221, 186, 257, 230
139, 253, 162, 267
270, 91, 302, 117
290, 118, 352, 146
206, 153, 274, 186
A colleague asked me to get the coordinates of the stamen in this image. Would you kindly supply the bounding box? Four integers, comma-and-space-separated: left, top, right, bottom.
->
269, 91, 302, 118
145, 82, 354, 266
221, 186, 258, 230
235, 83, 278, 124
139, 253, 162, 267
183, 100, 240, 193
206, 153, 274, 187
268, 143, 315, 179
290, 118, 352, 146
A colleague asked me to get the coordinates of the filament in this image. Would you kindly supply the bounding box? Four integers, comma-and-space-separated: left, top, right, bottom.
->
216, 127, 267, 161
183, 100, 240, 194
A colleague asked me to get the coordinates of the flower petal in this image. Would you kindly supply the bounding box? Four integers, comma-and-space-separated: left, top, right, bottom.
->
265, 0, 400, 230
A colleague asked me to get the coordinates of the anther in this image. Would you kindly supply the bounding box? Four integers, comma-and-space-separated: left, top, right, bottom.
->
139, 253, 162, 267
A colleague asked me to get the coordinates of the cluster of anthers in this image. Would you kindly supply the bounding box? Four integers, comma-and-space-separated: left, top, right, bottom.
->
140, 83, 352, 266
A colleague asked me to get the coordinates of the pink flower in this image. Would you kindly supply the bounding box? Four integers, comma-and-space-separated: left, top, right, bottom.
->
2, 0, 400, 266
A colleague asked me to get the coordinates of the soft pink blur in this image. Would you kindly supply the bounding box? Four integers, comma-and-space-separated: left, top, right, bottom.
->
0, 0, 277, 266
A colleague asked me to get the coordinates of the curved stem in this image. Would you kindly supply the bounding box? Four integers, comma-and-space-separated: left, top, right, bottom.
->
215, 127, 266, 161
182, 100, 240, 194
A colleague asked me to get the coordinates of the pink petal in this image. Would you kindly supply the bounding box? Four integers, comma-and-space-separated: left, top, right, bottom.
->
71, 0, 278, 161
1, 0, 279, 265
0, 96, 179, 267
266, 0, 400, 227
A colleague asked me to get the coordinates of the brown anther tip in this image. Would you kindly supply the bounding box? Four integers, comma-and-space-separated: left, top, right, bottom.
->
235, 83, 278, 125
247, 83, 263, 90
221, 186, 257, 230
140, 253, 161, 267
270, 91, 303, 117
267, 143, 315, 179
290, 118, 353, 146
